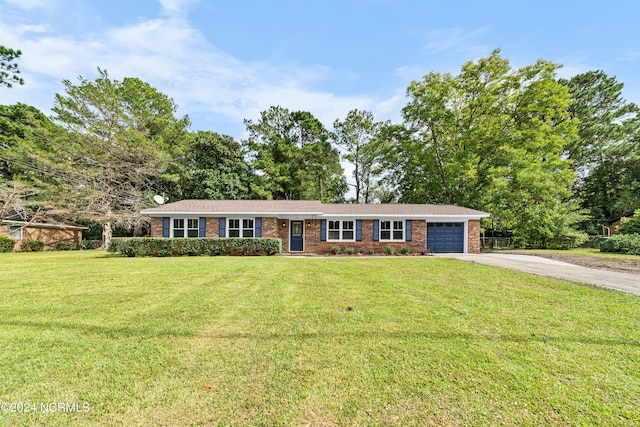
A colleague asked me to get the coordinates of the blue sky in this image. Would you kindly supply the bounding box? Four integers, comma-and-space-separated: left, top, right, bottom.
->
2, 0, 640, 141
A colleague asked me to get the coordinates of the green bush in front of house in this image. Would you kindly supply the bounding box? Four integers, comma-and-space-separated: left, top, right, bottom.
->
0, 236, 16, 253
54, 241, 77, 251
600, 234, 640, 255
20, 240, 45, 252
107, 237, 282, 257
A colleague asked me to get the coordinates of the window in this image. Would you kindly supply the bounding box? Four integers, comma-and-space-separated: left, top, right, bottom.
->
8, 225, 22, 240
327, 220, 355, 241
173, 218, 199, 238
380, 220, 403, 241
228, 218, 254, 238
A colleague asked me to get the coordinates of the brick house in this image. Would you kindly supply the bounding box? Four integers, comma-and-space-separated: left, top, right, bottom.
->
0, 216, 87, 250
141, 200, 489, 254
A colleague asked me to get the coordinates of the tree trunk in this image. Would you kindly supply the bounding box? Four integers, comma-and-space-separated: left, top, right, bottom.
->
133, 222, 144, 237
102, 221, 112, 250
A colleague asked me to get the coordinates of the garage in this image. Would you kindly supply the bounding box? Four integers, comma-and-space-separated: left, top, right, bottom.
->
427, 222, 465, 253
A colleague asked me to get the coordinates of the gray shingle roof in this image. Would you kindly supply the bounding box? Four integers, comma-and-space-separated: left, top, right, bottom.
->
141, 200, 489, 218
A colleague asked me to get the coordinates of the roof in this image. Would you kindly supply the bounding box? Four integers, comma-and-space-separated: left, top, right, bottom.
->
1, 219, 88, 231
607, 211, 635, 225
1, 210, 88, 230
141, 199, 489, 219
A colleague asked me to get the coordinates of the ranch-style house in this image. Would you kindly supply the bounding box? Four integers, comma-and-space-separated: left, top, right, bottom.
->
141, 200, 490, 254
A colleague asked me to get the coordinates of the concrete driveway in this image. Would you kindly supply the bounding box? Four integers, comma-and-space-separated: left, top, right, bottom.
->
439, 253, 640, 296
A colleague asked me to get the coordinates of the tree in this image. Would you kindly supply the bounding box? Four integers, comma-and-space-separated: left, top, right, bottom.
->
173, 131, 253, 200
244, 106, 347, 202
388, 49, 583, 246
560, 71, 640, 224
616, 209, 640, 235
332, 109, 384, 203
0, 104, 64, 182
0, 181, 38, 223
0, 104, 69, 230
0, 46, 24, 88
25, 69, 191, 247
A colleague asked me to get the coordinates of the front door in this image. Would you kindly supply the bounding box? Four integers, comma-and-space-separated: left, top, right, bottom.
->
290, 220, 304, 252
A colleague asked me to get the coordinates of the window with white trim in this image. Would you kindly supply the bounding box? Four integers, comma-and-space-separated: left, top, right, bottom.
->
228, 218, 254, 238
380, 220, 404, 241
327, 220, 355, 241
173, 218, 199, 238
8, 225, 22, 240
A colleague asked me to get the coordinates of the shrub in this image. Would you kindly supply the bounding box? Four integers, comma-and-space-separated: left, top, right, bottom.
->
330, 245, 340, 255
54, 241, 77, 251
400, 245, 410, 255
616, 210, 640, 235
107, 237, 282, 257
20, 240, 45, 252
345, 247, 355, 255
0, 236, 15, 253
386, 245, 395, 255
600, 234, 640, 255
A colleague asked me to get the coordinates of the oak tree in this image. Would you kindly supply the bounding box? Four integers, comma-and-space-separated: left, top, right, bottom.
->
388, 50, 583, 246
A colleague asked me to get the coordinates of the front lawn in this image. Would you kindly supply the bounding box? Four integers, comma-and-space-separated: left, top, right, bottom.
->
508, 247, 640, 260
1, 251, 639, 426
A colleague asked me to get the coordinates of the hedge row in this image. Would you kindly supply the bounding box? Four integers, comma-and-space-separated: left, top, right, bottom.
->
600, 234, 640, 255
107, 237, 282, 257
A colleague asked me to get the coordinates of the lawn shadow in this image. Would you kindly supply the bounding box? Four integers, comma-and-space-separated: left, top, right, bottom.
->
1, 319, 195, 338
3, 320, 638, 347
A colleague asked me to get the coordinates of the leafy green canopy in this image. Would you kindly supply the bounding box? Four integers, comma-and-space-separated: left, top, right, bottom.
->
332, 109, 385, 203
560, 71, 640, 224
172, 131, 253, 200
616, 210, 640, 235
0, 46, 24, 88
0, 104, 68, 223
244, 106, 347, 202
386, 49, 584, 246
10, 68, 191, 247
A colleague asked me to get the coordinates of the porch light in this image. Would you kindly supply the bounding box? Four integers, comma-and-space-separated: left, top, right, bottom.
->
282, 222, 286, 227
306, 221, 311, 227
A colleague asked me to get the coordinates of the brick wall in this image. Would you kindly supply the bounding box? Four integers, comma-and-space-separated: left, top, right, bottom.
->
206, 217, 218, 237
146, 216, 481, 254
0, 225, 82, 250
467, 220, 480, 253
150, 217, 163, 237
302, 219, 427, 255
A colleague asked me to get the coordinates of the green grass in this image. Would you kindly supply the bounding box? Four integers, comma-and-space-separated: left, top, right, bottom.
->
506, 247, 640, 260
1, 251, 639, 426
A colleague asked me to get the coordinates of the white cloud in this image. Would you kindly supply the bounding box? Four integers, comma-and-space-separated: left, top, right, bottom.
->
5, 0, 53, 10
554, 55, 592, 79
424, 26, 491, 54
0, 10, 396, 139
623, 49, 640, 62
158, 0, 198, 16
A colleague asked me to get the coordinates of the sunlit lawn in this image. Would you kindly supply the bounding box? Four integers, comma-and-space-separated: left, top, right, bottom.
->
1, 251, 639, 426
504, 247, 640, 260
